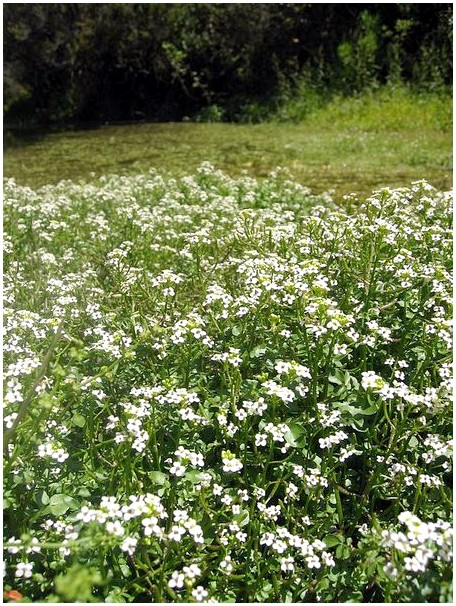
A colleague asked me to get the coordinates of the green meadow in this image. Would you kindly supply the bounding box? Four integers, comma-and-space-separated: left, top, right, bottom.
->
4, 88, 452, 200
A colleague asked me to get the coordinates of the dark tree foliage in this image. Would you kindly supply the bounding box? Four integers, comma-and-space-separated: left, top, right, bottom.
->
3, 3, 453, 128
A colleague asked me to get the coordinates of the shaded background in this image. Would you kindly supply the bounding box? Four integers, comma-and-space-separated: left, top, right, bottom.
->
4, 3, 453, 130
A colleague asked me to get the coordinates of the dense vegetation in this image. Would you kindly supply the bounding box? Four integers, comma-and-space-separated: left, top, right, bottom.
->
4, 3, 452, 128
3, 4, 453, 603
3, 168, 453, 602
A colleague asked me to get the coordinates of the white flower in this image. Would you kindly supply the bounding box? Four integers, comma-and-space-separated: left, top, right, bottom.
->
170, 461, 186, 476
236, 531, 247, 543
234, 408, 248, 421
183, 563, 201, 579
173, 509, 189, 523
192, 586, 209, 602
219, 554, 233, 574
340, 446, 360, 462
321, 551, 335, 567
285, 482, 298, 501
306, 554, 321, 569
255, 432, 267, 447
168, 524, 186, 541
168, 571, 185, 589
260, 532, 275, 546
6, 537, 21, 554
361, 371, 386, 391
384, 562, 398, 580
280, 556, 295, 572
262, 380, 295, 402
271, 539, 287, 553
275, 360, 292, 374
106, 520, 125, 536
221, 450, 243, 473
15, 561, 33, 578
142, 516, 161, 537
120, 537, 138, 555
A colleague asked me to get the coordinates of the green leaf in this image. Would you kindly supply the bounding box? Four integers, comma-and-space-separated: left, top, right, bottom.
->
220, 593, 237, 603
317, 578, 330, 591
148, 471, 168, 486
336, 543, 351, 559
250, 345, 266, 358
55, 564, 102, 602
72, 413, 86, 428
284, 423, 305, 447
184, 469, 202, 484
335, 401, 378, 416
105, 589, 127, 603
361, 404, 378, 415
408, 435, 419, 448
324, 534, 343, 548
233, 508, 250, 527
35, 490, 50, 506
328, 374, 343, 385
232, 325, 243, 336
49, 494, 79, 516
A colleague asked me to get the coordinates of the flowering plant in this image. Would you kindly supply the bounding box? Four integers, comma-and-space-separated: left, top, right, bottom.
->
3, 167, 452, 602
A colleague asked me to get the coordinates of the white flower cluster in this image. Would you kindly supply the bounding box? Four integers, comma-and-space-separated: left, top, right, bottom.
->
203, 284, 234, 319
74, 492, 206, 547
120, 400, 150, 453
168, 563, 201, 588
381, 511, 453, 574
262, 380, 295, 403
211, 347, 242, 367
361, 369, 451, 415
41, 519, 79, 557
151, 269, 184, 289
168, 446, 205, 477
317, 402, 342, 428
6, 536, 41, 556
156, 386, 199, 406
421, 434, 453, 466
170, 313, 214, 348
275, 360, 311, 379
167, 509, 205, 544
300, 467, 329, 491
361, 371, 386, 391
37, 440, 69, 463
319, 430, 349, 449
85, 325, 133, 359
260, 527, 335, 569
218, 521, 247, 545
77, 493, 166, 528
239, 397, 268, 417
221, 450, 243, 473
15, 561, 33, 578
255, 422, 291, 452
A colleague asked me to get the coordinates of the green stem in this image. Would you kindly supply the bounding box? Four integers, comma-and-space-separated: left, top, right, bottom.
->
4, 320, 64, 450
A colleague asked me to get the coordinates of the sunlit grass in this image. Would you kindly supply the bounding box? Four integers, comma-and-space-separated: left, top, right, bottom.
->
4, 88, 452, 199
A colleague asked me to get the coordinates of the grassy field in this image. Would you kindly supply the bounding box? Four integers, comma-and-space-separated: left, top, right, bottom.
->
3, 88, 452, 200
